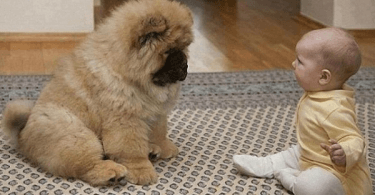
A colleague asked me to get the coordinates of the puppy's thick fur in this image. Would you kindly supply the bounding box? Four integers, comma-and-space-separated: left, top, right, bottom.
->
2, 0, 193, 186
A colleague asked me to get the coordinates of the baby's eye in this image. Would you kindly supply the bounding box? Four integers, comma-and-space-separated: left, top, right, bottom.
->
297, 58, 302, 65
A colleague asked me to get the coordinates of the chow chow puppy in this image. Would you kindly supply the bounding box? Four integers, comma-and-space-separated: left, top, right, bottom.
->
1, 0, 193, 186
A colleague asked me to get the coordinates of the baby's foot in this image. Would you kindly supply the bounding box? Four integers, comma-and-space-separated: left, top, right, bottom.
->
274, 168, 300, 192
233, 155, 274, 178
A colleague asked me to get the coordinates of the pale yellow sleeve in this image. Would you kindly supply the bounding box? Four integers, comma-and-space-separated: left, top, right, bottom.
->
321, 105, 365, 173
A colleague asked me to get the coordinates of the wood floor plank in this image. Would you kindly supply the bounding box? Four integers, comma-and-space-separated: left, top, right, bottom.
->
2, 43, 44, 75
42, 42, 79, 73
0, 42, 11, 74
0, 0, 374, 75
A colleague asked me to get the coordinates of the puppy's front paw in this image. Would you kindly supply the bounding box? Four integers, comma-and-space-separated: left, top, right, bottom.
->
82, 160, 127, 186
125, 160, 158, 185
159, 139, 179, 159
149, 143, 161, 162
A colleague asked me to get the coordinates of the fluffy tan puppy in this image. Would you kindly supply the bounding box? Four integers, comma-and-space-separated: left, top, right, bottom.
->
1, 0, 193, 186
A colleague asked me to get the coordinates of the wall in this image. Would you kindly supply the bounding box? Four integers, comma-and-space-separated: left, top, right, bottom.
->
334, 0, 375, 29
300, 0, 334, 27
300, 0, 375, 29
0, 0, 94, 33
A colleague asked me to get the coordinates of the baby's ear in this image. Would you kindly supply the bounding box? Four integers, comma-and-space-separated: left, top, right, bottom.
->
319, 69, 331, 85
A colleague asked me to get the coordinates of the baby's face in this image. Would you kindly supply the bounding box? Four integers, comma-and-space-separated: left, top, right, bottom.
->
292, 34, 325, 92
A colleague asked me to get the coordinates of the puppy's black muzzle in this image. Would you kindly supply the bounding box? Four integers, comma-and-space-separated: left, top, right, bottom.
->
152, 50, 188, 87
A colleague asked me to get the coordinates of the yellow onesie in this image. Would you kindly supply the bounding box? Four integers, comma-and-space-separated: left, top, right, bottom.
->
296, 84, 372, 195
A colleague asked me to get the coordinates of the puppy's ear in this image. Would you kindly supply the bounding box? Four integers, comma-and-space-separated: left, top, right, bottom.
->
138, 15, 167, 47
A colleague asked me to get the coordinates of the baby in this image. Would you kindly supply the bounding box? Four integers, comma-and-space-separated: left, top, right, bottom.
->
233, 27, 372, 195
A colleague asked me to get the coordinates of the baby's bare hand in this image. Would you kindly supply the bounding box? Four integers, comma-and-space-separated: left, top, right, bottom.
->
320, 139, 346, 167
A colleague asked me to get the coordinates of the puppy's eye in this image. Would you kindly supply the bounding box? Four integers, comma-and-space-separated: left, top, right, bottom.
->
140, 32, 160, 47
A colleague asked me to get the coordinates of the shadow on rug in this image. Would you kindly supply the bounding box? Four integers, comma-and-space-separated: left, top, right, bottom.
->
0, 68, 374, 195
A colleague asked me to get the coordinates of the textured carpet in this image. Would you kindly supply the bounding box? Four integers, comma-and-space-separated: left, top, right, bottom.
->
0, 68, 374, 195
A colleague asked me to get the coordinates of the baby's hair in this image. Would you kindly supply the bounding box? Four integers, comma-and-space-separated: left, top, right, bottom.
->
319, 28, 361, 83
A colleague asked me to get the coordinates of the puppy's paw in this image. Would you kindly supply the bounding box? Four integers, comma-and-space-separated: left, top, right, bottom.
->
124, 160, 158, 185
149, 143, 162, 162
82, 160, 127, 186
159, 139, 179, 159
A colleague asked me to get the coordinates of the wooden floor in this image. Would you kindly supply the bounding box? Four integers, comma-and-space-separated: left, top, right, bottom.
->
0, 0, 374, 75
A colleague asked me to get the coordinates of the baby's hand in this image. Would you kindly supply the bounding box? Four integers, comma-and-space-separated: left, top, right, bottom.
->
320, 139, 346, 167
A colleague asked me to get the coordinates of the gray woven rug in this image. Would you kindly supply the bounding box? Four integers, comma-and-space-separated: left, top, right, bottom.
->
0, 68, 374, 195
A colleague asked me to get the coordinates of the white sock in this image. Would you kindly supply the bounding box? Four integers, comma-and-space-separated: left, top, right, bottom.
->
274, 168, 300, 192
233, 155, 274, 178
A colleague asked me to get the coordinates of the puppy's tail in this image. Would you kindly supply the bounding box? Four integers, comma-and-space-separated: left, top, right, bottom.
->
1, 100, 34, 147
